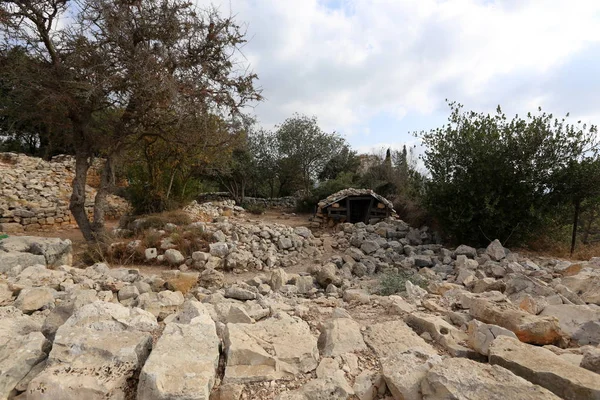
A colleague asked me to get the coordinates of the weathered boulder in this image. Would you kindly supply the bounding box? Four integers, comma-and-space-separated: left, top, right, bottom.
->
137, 290, 184, 320
406, 313, 480, 359
223, 312, 319, 383
224, 286, 257, 301
540, 304, 600, 345
14, 287, 55, 313
137, 301, 220, 400
489, 336, 600, 400
421, 357, 560, 400
455, 244, 477, 258
0, 307, 49, 398
485, 239, 506, 261
581, 347, 600, 374
561, 269, 600, 305
0, 236, 72, 268
0, 253, 46, 273
382, 349, 442, 400
318, 318, 367, 357
164, 249, 185, 265
469, 297, 564, 345
363, 320, 437, 358
467, 319, 518, 356
28, 301, 157, 400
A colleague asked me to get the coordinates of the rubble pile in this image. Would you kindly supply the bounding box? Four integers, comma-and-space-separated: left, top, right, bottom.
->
0, 153, 129, 233
0, 216, 599, 399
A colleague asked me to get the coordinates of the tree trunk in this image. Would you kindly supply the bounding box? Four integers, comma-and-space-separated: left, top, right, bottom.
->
570, 199, 581, 256
92, 156, 115, 238
70, 153, 94, 242
166, 167, 179, 201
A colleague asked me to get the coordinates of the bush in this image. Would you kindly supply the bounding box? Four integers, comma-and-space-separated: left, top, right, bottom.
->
378, 270, 428, 296
243, 202, 266, 215
420, 102, 598, 247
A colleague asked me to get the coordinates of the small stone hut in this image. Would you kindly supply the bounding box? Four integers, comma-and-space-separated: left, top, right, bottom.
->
314, 188, 395, 226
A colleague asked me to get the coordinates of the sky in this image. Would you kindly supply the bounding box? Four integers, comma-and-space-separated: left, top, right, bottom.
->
196, 0, 600, 155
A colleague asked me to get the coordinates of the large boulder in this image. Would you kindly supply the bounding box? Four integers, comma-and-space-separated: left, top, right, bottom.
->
318, 318, 367, 357
485, 239, 506, 261
540, 304, 600, 345
489, 336, 600, 400
363, 320, 437, 358
406, 313, 479, 359
421, 357, 559, 400
561, 269, 600, 305
0, 236, 72, 268
223, 312, 319, 384
137, 301, 220, 400
382, 349, 442, 400
14, 287, 55, 313
0, 307, 49, 398
468, 297, 564, 345
467, 319, 518, 356
27, 301, 157, 400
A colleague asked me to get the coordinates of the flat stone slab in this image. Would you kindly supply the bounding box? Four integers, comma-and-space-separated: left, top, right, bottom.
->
27, 302, 157, 400
489, 336, 600, 400
137, 302, 220, 400
362, 320, 437, 358
223, 312, 319, 384
421, 357, 560, 400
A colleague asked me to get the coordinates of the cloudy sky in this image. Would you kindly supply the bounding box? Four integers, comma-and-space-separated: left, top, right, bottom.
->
198, 0, 600, 154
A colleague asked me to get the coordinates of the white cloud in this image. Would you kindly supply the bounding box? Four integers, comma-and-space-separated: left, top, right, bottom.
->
197, 0, 600, 145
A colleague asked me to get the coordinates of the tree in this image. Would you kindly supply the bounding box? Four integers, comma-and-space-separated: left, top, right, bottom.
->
318, 145, 360, 181
550, 158, 600, 254
276, 114, 345, 195
420, 101, 599, 246
1, 0, 261, 240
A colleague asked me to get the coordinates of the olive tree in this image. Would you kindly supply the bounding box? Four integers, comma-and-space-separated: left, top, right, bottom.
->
0, 0, 261, 240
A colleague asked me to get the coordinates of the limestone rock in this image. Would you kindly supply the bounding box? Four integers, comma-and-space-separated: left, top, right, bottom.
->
581, 347, 600, 374
363, 320, 437, 358
467, 319, 518, 356
406, 312, 479, 359
276, 374, 354, 400
164, 249, 185, 265
0, 308, 49, 399
223, 312, 319, 383
382, 349, 442, 400
137, 301, 220, 400
469, 297, 564, 345
485, 239, 506, 261
489, 336, 600, 400
14, 287, 55, 313
540, 304, 600, 345
137, 290, 184, 320
421, 357, 560, 400
318, 318, 367, 357
27, 302, 157, 400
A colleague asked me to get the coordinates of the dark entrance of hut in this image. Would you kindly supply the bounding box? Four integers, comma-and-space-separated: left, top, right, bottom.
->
348, 197, 372, 223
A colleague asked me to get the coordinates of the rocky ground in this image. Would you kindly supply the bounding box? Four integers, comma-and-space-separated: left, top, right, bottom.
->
0, 204, 599, 400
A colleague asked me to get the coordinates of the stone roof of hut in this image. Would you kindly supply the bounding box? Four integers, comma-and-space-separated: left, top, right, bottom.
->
317, 188, 395, 211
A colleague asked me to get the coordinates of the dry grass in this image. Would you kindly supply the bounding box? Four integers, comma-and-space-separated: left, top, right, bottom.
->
81, 212, 211, 266
123, 210, 193, 232
520, 237, 600, 261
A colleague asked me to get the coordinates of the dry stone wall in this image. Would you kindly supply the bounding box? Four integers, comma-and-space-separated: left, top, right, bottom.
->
197, 192, 297, 209
0, 153, 128, 232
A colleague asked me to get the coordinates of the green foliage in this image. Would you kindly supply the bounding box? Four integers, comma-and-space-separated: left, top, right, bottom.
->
379, 270, 428, 296
296, 172, 357, 213
243, 203, 266, 215
420, 101, 599, 246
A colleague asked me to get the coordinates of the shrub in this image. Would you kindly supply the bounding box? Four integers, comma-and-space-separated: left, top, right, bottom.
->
420, 101, 599, 247
243, 202, 266, 215
379, 270, 428, 296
